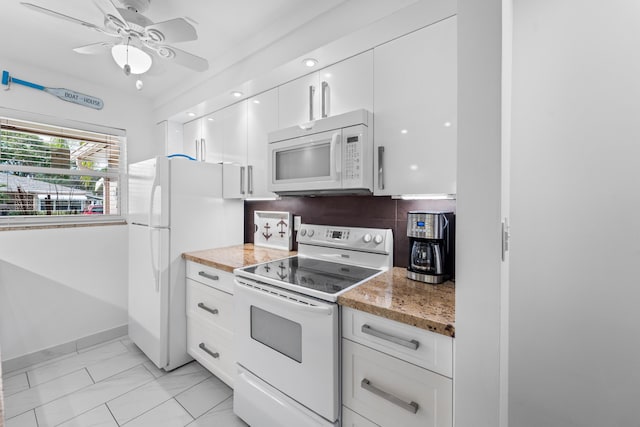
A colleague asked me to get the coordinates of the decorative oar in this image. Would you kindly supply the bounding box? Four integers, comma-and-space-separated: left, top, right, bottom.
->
1, 70, 103, 110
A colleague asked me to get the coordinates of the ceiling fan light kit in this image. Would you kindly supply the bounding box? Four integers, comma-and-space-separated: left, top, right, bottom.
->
21, 0, 208, 82
111, 43, 152, 74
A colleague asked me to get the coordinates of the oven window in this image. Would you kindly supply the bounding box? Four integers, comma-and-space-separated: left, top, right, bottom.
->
275, 143, 330, 180
250, 306, 302, 363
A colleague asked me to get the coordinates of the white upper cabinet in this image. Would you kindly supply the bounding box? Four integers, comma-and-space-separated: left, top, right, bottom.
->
182, 119, 200, 160
247, 89, 278, 199
278, 51, 374, 129
220, 101, 248, 199
278, 73, 319, 128
202, 111, 225, 164
182, 114, 223, 163
320, 51, 373, 118
373, 17, 457, 196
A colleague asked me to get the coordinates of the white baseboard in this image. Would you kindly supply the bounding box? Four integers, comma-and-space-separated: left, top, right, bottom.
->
2, 324, 128, 374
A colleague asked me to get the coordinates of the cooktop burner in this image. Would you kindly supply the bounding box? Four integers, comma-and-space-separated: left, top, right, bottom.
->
239, 256, 381, 295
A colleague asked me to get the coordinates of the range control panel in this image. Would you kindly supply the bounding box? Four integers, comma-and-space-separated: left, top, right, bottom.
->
297, 224, 393, 254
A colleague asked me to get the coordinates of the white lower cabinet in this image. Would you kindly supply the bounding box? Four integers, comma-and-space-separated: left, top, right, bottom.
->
185, 261, 236, 388
342, 308, 453, 427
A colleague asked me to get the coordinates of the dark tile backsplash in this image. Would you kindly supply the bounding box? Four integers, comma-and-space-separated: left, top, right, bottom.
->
244, 196, 456, 268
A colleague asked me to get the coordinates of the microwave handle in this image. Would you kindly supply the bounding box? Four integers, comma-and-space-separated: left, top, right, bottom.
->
331, 132, 342, 174
309, 85, 315, 121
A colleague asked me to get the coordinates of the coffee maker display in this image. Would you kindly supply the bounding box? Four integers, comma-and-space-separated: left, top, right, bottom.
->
406, 211, 455, 284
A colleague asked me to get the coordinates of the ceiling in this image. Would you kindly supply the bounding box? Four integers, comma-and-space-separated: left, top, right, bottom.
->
0, 0, 348, 103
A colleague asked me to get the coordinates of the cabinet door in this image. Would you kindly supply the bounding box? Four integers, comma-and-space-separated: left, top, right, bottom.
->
321, 51, 373, 117
182, 118, 201, 159
278, 72, 320, 128
247, 89, 278, 199
202, 111, 224, 163
343, 339, 453, 427
373, 17, 457, 196
166, 121, 183, 156
222, 101, 248, 199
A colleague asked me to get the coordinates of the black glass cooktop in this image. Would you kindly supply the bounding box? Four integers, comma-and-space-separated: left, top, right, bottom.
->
239, 256, 381, 295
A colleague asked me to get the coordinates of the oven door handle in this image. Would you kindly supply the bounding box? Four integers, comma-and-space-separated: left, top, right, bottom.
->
235, 280, 334, 316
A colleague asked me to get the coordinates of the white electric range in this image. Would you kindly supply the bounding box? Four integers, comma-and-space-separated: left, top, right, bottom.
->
233, 223, 393, 427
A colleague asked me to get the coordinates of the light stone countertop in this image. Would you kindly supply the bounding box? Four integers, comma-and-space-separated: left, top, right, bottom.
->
338, 268, 455, 337
183, 244, 455, 337
182, 243, 295, 273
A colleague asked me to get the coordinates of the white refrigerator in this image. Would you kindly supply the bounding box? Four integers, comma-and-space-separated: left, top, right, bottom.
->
128, 156, 243, 371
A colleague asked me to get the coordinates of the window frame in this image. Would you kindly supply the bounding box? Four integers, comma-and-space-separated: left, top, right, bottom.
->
0, 108, 127, 229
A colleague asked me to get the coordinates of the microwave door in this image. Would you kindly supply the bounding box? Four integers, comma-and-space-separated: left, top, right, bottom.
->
269, 129, 342, 193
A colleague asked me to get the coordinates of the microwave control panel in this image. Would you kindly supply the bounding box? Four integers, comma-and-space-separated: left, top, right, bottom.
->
342, 124, 370, 189
344, 134, 361, 181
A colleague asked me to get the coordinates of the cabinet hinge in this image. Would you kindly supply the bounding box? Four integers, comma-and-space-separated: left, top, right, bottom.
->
501, 218, 510, 261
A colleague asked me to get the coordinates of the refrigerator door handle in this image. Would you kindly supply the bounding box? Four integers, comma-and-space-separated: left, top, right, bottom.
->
149, 169, 161, 228
150, 228, 160, 292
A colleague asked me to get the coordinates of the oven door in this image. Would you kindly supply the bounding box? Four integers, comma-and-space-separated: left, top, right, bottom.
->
268, 129, 342, 193
234, 277, 339, 422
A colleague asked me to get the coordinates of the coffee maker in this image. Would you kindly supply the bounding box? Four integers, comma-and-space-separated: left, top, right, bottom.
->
406, 211, 454, 284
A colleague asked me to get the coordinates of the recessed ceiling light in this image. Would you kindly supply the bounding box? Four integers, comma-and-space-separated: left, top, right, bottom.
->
253, 99, 260, 104
207, 118, 214, 121
401, 129, 408, 134
231, 91, 243, 98
187, 112, 196, 117
444, 121, 452, 127
303, 58, 318, 67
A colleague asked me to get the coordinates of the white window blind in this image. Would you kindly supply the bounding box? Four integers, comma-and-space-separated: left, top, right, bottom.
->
0, 116, 124, 226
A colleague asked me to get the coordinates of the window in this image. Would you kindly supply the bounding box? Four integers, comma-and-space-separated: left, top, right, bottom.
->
0, 115, 125, 227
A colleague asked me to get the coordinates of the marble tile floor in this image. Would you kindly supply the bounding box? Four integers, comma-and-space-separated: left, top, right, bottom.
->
2, 337, 247, 427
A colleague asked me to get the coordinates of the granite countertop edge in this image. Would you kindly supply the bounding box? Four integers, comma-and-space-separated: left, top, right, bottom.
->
183, 243, 455, 337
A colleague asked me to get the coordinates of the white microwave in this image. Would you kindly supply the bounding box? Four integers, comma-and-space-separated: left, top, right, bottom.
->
267, 109, 373, 196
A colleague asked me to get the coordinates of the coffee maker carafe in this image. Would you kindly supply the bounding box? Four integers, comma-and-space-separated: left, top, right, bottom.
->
407, 211, 454, 284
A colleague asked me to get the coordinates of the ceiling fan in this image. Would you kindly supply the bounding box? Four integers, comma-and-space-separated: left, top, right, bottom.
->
21, 0, 209, 76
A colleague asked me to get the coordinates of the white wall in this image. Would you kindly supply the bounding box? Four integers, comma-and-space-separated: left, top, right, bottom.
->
455, 1, 504, 426
0, 226, 128, 361
0, 58, 156, 362
508, 1, 640, 425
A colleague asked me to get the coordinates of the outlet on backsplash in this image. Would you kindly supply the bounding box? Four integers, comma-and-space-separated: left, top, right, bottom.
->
294, 216, 302, 231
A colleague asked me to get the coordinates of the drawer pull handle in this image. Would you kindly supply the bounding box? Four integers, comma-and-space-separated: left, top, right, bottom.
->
199, 343, 219, 359
361, 378, 419, 414
198, 271, 219, 281
361, 324, 419, 350
197, 302, 219, 315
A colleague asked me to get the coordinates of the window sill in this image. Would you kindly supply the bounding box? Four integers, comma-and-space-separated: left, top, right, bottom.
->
0, 218, 127, 232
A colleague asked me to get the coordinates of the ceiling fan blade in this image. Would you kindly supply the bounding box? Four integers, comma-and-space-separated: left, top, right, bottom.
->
162, 46, 208, 72
21, 2, 106, 32
73, 41, 114, 55
145, 18, 197, 43
93, 0, 129, 30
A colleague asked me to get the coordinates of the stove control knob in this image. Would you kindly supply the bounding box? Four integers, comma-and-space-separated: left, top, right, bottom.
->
300, 228, 307, 237
308, 229, 315, 237
374, 234, 384, 244
363, 233, 372, 243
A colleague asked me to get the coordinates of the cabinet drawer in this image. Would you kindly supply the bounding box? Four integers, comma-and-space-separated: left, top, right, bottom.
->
187, 318, 235, 388
343, 339, 452, 427
342, 406, 379, 427
342, 307, 453, 378
186, 279, 234, 333
186, 261, 235, 294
